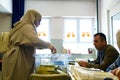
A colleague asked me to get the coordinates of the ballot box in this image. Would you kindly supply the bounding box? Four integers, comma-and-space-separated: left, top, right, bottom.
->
34, 53, 70, 73
29, 54, 70, 80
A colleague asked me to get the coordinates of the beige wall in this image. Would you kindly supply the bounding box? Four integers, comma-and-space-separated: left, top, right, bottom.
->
0, 13, 12, 33
25, 0, 96, 17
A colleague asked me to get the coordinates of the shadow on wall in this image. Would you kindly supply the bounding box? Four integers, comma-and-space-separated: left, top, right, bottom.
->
51, 39, 63, 53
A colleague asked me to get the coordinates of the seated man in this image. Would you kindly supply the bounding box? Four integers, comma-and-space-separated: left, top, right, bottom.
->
77, 32, 119, 71
106, 30, 120, 80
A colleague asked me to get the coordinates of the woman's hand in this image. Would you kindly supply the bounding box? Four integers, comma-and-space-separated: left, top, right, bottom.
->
111, 68, 120, 80
49, 44, 57, 54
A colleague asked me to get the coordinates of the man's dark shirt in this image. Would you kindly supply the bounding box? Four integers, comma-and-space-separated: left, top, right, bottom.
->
88, 45, 119, 71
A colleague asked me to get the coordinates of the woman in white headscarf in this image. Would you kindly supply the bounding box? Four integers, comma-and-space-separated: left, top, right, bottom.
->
2, 10, 57, 80
106, 30, 120, 80
111, 30, 120, 80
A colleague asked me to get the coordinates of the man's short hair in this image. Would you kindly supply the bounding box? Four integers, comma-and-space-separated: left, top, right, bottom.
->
94, 32, 106, 41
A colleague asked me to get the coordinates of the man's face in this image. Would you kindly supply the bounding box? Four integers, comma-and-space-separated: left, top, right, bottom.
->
93, 35, 105, 50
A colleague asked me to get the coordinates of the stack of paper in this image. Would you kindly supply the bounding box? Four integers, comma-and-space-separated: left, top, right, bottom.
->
68, 65, 118, 80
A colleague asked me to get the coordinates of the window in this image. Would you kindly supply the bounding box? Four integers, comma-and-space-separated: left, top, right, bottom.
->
63, 18, 97, 54
108, 2, 120, 52
36, 18, 50, 42
111, 12, 120, 51
36, 18, 51, 54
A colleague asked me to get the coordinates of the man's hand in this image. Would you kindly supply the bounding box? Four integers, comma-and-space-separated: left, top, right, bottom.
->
77, 61, 88, 67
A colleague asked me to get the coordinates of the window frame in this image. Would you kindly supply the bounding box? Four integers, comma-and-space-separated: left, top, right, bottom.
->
63, 17, 97, 54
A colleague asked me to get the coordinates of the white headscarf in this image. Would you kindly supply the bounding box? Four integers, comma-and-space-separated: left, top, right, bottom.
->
11, 10, 42, 35
20, 10, 42, 25
14, 10, 42, 27
116, 30, 120, 50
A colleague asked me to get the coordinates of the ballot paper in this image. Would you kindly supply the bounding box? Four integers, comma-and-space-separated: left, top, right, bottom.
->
68, 65, 118, 80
